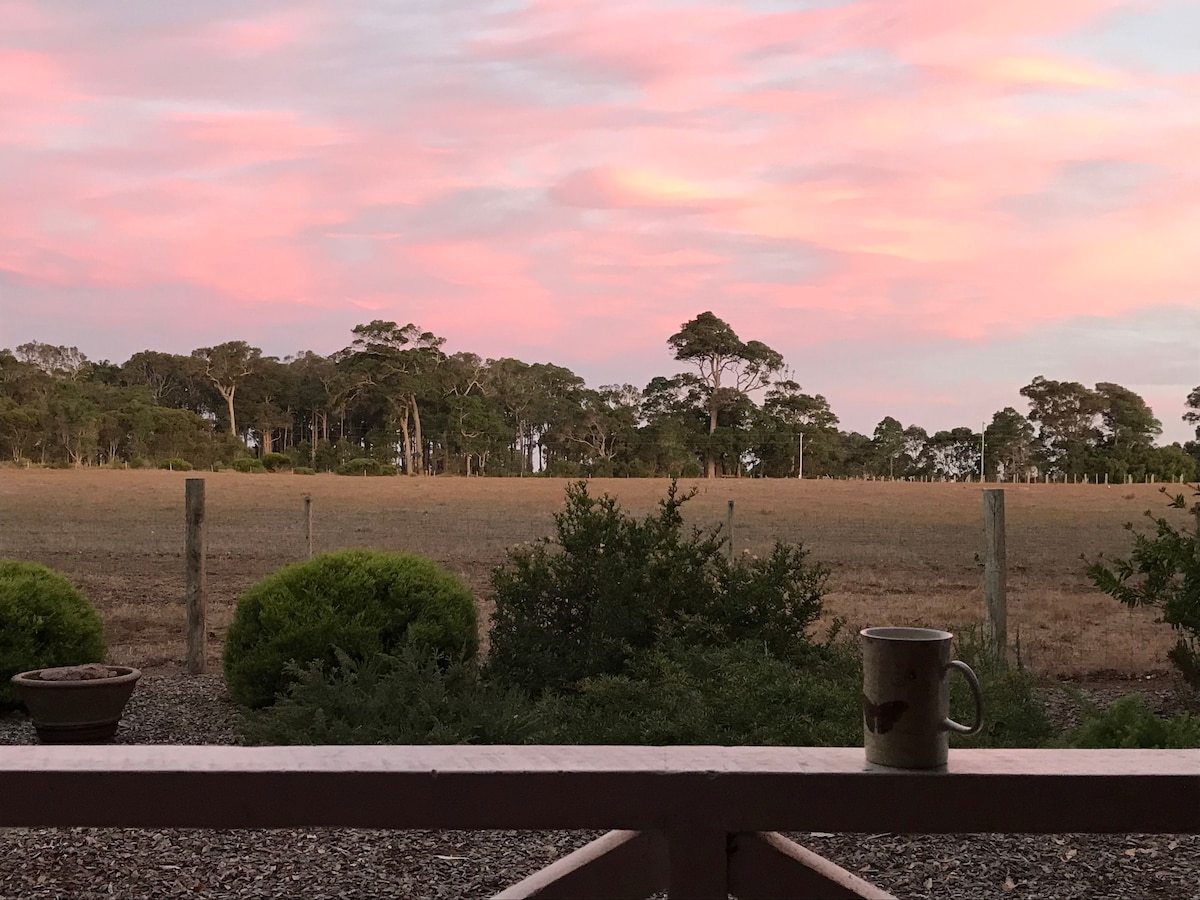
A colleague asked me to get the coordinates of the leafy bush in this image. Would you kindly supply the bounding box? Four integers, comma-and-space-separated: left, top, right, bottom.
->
242, 645, 536, 746
223, 550, 478, 708
158, 457, 193, 471
260, 452, 292, 472
337, 458, 382, 476
531, 638, 863, 746
0, 560, 106, 708
948, 625, 1055, 749
231, 458, 267, 473
1087, 486, 1200, 686
293, 467, 316, 476
1058, 695, 1200, 749
486, 480, 829, 696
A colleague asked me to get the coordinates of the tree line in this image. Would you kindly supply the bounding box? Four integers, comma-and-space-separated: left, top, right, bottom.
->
1, 312, 1197, 481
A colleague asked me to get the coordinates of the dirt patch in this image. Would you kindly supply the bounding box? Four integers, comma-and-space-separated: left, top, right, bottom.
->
0, 470, 1187, 677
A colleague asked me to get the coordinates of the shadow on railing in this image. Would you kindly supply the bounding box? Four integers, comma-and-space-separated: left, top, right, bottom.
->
1, 746, 1196, 899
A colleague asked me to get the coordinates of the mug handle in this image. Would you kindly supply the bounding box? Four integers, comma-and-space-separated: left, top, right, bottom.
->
942, 660, 984, 736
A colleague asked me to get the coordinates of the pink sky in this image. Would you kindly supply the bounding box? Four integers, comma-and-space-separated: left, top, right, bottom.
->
1, 0, 1197, 443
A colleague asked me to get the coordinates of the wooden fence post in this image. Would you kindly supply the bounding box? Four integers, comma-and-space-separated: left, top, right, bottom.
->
185, 478, 207, 675
983, 489, 1007, 661
304, 494, 313, 560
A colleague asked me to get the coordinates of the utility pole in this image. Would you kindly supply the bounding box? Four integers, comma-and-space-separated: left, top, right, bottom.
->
798, 432, 804, 479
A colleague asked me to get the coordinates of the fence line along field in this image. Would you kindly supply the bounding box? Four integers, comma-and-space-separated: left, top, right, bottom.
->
0, 470, 1188, 679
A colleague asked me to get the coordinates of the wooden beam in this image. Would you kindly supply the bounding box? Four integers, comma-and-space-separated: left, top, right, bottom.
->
667, 826, 728, 899
0, 747, 1195, 834
493, 830, 665, 899
729, 831, 896, 899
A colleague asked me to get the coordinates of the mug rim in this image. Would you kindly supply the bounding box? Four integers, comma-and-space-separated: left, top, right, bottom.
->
860, 626, 953, 641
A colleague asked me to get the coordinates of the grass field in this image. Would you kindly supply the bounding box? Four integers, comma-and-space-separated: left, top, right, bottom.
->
0, 469, 1191, 679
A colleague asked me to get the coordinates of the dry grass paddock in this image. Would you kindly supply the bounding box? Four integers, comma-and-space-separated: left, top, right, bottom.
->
0, 469, 1191, 679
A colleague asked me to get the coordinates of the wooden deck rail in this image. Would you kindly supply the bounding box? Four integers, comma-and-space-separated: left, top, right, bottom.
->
1, 746, 1197, 899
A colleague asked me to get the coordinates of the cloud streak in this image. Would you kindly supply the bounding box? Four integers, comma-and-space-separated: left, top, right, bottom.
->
0, 0, 1197, 441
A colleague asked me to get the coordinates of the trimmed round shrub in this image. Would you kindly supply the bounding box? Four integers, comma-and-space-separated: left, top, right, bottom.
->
0, 560, 106, 708
231, 458, 267, 473
260, 452, 292, 472
336, 458, 382, 476
158, 457, 193, 471
293, 467, 316, 476
223, 550, 478, 708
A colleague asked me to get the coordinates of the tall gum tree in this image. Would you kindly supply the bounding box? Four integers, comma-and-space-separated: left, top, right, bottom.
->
667, 311, 784, 478
192, 342, 263, 436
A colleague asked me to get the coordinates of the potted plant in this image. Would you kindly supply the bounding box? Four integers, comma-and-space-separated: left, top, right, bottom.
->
10, 663, 141, 743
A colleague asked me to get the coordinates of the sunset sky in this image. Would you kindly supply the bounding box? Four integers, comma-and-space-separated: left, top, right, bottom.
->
2, 0, 1198, 443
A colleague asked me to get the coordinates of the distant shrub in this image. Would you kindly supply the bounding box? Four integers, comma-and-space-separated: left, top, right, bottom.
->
231, 458, 267, 473
293, 467, 316, 476
486, 480, 829, 697
379, 463, 398, 476
158, 457, 193, 471
337, 458, 382, 476
211, 461, 228, 472
0, 560, 106, 709
127, 458, 149, 469
260, 452, 292, 472
223, 550, 478, 708
1059, 694, 1200, 749
241, 645, 536, 746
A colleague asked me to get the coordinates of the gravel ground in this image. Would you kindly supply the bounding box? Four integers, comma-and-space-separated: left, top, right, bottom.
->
1, 675, 1196, 899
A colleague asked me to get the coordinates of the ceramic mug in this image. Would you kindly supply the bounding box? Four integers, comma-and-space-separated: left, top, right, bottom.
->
860, 626, 984, 769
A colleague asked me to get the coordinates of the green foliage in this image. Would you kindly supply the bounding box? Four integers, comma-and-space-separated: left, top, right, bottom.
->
337, 457, 383, 476
241, 645, 536, 746
948, 626, 1056, 749
1087, 486, 1200, 686
531, 639, 863, 746
292, 466, 316, 475
1058, 695, 1200, 749
157, 457, 193, 471
259, 452, 292, 472
486, 480, 829, 697
0, 560, 106, 708
223, 550, 477, 708
231, 457, 267, 473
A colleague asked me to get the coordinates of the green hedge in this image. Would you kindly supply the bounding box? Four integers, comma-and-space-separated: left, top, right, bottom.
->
223, 550, 478, 708
0, 560, 106, 708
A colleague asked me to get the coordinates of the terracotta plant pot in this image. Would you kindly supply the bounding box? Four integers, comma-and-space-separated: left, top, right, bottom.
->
10, 664, 141, 744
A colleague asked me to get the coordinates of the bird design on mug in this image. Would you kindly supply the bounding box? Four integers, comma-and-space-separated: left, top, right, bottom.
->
862, 694, 909, 734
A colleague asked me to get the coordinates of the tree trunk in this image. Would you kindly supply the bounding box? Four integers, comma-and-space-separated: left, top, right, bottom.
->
706, 403, 718, 478
409, 394, 424, 476
218, 386, 237, 435
398, 403, 413, 475
261, 427, 274, 455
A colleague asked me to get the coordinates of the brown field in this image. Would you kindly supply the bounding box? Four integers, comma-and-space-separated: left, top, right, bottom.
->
0, 469, 1191, 679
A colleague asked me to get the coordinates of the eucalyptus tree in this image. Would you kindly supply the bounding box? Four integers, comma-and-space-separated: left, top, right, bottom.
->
871, 416, 906, 479
338, 321, 447, 475
751, 380, 839, 477
984, 408, 1035, 481
1184, 386, 1199, 439
667, 311, 784, 477
192, 342, 264, 436
1020, 376, 1102, 477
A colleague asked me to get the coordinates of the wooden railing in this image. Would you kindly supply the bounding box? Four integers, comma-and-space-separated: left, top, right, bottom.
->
1, 746, 1197, 899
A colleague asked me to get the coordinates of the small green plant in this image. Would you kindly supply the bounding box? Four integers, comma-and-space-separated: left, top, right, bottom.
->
222, 550, 477, 708
1058, 694, 1200, 749
0, 560, 106, 708
260, 452, 292, 472
293, 466, 316, 476
158, 457, 193, 471
241, 645, 537, 745
231, 458, 267, 473
486, 480, 829, 697
1087, 486, 1200, 686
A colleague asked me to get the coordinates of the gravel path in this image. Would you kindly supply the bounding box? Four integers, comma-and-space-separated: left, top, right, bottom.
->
1, 675, 1196, 899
